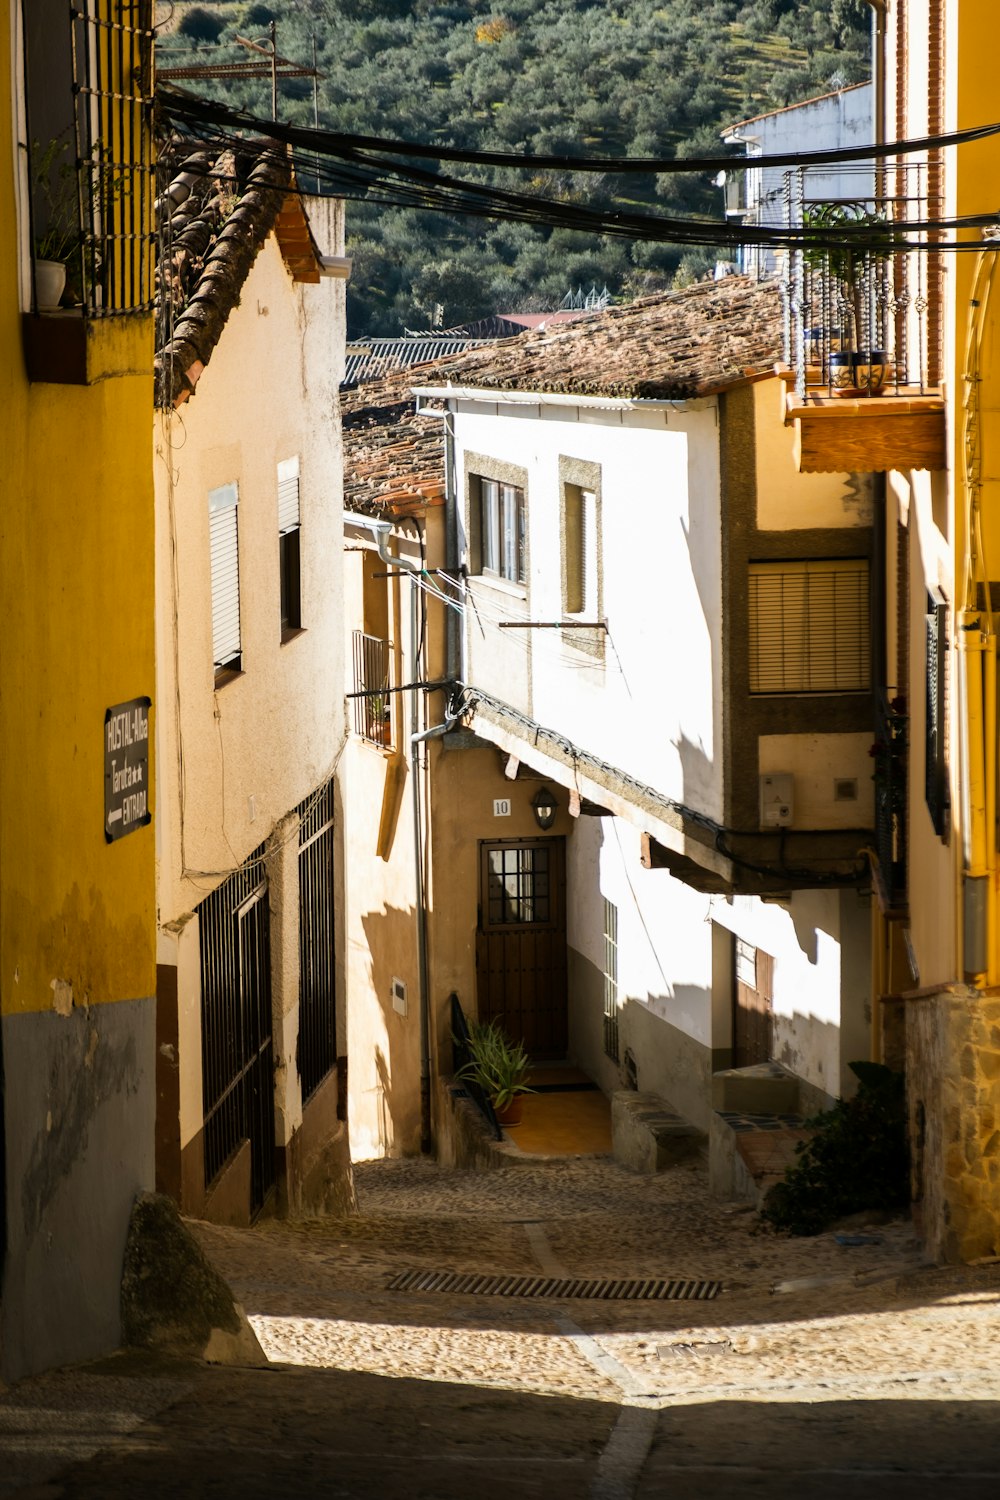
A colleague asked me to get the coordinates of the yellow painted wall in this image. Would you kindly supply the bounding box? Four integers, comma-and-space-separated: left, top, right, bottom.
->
0, 10, 156, 1017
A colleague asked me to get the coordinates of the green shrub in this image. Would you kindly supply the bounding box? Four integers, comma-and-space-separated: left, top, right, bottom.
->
761, 1062, 909, 1236
178, 7, 226, 42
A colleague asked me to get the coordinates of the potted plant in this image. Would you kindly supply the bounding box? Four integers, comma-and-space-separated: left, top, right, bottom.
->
455, 1018, 534, 1126
31, 133, 80, 310
802, 200, 896, 394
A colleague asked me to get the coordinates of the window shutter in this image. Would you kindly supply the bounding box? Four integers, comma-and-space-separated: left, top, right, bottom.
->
209, 482, 240, 670
581, 488, 597, 616
277, 456, 300, 536
748, 559, 870, 693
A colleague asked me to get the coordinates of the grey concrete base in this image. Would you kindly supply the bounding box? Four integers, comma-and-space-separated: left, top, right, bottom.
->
1, 996, 156, 1382
711, 1061, 800, 1116
611, 1091, 706, 1173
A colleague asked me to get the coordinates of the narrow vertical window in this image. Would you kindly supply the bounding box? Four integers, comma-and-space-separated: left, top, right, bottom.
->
278, 456, 301, 638
603, 898, 619, 1062
564, 484, 597, 616
209, 481, 241, 679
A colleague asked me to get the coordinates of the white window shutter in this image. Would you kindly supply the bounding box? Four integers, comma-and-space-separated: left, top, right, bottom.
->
209, 482, 240, 669
277, 456, 300, 535
581, 488, 597, 616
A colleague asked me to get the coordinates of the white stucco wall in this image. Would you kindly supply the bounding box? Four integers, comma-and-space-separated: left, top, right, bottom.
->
566, 815, 857, 1122
722, 84, 873, 277
456, 398, 725, 822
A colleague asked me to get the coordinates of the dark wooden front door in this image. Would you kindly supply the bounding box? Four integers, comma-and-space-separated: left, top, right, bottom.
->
476, 837, 568, 1058
733, 937, 774, 1069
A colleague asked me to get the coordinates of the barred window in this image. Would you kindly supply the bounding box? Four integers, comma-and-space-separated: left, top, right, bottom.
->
748, 559, 871, 694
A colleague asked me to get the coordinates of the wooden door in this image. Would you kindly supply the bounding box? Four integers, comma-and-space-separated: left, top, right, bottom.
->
733, 937, 773, 1069
476, 838, 568, 1058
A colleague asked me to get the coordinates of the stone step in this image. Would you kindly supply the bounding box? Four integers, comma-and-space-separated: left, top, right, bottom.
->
611, 1091, 706, 1173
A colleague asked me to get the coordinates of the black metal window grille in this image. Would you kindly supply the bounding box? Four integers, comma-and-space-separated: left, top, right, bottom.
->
352, 629, 393, 745
602, 898, 619, 1062
25, 2, 154, 316
199, 841, 275, 1217
926, 595, 949, 838
487, 845, 550, 926
748, 559, 871, 694
298, 780, 337, 1104
278, 457, 301, 638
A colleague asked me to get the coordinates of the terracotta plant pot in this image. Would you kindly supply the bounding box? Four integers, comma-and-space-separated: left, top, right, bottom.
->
494, 1096, 524, 1128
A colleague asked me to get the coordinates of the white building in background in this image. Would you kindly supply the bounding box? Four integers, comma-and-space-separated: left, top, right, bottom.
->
720, 82, 874, 278
338, 278, 877, 1169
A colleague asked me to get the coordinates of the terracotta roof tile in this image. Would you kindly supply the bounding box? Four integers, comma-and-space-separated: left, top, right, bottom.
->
154, 146, 291, 408
341, 277, 784, 517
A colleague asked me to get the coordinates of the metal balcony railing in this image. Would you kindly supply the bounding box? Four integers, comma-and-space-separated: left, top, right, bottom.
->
782, 162, 938, 402
352, 630, 393, 747
872, 692, 908, 911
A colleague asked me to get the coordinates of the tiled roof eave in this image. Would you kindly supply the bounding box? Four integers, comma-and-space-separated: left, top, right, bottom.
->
155, 148, 291, 408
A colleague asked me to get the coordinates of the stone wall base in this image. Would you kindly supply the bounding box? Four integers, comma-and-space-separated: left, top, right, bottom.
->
905, 989, 1000, 1262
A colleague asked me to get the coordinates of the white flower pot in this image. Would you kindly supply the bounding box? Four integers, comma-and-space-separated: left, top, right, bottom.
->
35, 258, 66, 311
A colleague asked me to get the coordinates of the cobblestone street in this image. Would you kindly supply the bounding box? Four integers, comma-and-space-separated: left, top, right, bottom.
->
3, 1155, 1000, 1498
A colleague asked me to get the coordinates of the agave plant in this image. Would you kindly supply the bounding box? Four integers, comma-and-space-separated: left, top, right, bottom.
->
456, 1018, 533, 1111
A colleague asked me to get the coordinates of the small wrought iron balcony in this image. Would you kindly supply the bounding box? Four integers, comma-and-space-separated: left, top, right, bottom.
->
781, 163, 946, 474
352, 630, 393, 748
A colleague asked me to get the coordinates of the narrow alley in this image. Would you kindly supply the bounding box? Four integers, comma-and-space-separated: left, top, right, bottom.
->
3, 1155, 998, 1499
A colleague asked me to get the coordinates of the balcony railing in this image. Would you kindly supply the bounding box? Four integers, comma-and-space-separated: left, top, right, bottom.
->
352, 630, 393, 747
782, 162, 936, 402
872, 692, 908, 911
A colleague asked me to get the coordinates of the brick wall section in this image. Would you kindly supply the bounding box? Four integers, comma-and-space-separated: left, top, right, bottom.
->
906, 990, 1000, 1262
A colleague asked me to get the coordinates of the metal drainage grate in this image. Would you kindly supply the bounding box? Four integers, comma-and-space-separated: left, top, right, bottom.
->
386, 1271, 721, 1300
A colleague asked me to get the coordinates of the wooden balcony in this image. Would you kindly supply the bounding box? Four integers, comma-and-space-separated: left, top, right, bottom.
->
780, 372, 946, 475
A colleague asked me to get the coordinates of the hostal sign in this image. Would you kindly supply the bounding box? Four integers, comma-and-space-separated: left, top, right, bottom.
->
105, 697, 151, 842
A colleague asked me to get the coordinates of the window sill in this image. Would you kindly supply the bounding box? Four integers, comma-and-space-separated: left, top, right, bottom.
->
472, 573, 528, 601
214, 664, 243, 690
280, 624, 305, 647
21, 308, 153, 386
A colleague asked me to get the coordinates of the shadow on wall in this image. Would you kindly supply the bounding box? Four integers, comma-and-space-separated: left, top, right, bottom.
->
359, 903, 422, 1157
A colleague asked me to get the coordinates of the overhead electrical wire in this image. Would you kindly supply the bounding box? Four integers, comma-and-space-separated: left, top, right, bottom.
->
155, 88, 1000, 254
159, 84, 1000, 177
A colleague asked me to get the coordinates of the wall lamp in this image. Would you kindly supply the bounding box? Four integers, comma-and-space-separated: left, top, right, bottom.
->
532, 786, 557, 830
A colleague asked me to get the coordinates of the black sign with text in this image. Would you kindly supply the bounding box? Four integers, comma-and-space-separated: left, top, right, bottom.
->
104, 697, 151, 843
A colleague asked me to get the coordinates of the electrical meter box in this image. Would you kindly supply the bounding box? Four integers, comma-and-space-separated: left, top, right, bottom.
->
759, 773, 794, 828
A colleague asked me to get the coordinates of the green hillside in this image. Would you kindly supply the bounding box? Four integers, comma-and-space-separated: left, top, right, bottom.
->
156, 0, 871, 335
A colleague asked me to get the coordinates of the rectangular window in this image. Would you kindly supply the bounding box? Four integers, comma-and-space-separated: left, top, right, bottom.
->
602, 898, 619, 1063
748, 559, 870, 694
479, 477, 526, 584
277, 456, 301, 637
209, 482, 241, 678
